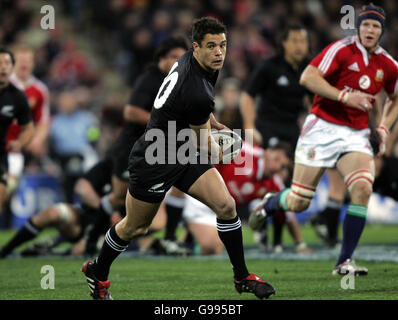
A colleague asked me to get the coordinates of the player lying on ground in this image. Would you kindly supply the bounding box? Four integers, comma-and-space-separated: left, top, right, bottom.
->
178, 141, 312, 255
248, 3, 398, 276
0, 159, 123, 258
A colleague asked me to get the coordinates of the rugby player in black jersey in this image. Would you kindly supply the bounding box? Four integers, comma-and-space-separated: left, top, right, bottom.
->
0, 47, 34, 214
82, 17, 275, 300
84, 36, 189, 255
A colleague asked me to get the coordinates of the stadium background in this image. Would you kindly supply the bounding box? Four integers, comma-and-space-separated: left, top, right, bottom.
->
1, 0, 398, 302
1, 1, 398, 230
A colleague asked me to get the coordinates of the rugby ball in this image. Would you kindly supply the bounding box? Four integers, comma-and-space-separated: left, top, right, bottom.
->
211, 129, 243, 163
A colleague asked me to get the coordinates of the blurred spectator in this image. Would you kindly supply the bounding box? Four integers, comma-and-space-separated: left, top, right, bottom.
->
240, 23, 310, 149
215, 78, 243, 130
49, 91, 99, 202
48, 40, 97, 89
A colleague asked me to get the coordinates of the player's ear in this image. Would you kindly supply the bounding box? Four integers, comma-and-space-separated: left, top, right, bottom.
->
192, 41, 200, 51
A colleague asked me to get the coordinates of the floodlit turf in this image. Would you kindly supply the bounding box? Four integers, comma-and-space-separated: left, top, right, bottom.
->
1, 257, 398, 300
0, 224, 398, 300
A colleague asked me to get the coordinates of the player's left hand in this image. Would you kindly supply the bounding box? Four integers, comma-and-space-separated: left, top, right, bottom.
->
375, 125, 389, 157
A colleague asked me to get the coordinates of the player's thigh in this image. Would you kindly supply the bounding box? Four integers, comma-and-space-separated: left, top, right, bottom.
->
288, 163, 326, 211
120, 191, 161, 236
187, 222, 224, 255
336, 152, 375, 177
336, 152, 374, 201
111, 175, 129, 200
292, 163, 326, 187
186, 168, 235, 219
150, 201, 167, 231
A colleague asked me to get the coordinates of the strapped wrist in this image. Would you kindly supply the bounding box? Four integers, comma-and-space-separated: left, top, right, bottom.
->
338, 91, 349, 104
379, 125, 389, 136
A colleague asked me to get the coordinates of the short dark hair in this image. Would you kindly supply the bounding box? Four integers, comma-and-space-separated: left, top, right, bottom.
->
277, 23, 308, 55
281, 23, 307, 42
0, 47, 15, 65
191, 16, 227, 46
154, 36, 190, 63
268, 140, 294, 160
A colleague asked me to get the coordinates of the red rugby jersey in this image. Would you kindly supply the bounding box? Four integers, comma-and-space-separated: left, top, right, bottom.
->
215, 142, 283, 206
309, 35, 398, 129
6, 74, 50, 146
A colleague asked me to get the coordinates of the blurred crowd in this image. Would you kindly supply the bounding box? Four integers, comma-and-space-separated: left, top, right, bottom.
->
1, 0, 398, 206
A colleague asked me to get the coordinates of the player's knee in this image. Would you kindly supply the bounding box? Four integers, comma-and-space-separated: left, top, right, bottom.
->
287, 197, 310, 213
350, 180, 373, 203
45, 207, 62, 225
288, 182, 316, 212
119, 220, 150, 240
214, 195, 236, 220
344, 169, 374, 203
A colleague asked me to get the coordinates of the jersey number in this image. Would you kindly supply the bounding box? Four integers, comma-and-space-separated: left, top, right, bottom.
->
154, 62, 179, 109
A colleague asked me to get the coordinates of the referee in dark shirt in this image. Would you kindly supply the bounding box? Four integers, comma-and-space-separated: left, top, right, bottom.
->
240, 24, 310, 149
0, 47, 34, 213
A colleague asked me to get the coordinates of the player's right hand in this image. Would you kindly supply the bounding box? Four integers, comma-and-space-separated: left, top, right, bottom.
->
345, 91, 375, 112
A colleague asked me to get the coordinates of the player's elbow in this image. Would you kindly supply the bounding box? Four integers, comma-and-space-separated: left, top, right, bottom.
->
299, 70, 311, 88
299, 66, 320, 89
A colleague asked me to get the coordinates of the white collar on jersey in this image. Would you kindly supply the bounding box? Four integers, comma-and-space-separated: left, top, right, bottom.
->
9, 73, 35, 90
354, 36, 383, 66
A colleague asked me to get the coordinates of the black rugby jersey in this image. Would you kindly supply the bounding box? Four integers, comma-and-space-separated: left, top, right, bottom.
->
245, 55, 308, 123
82, 158, 113, 197
144, 50, 218, 148
0, 83, 31, 151
80, 158, 113, 212
119, 65, 166, 145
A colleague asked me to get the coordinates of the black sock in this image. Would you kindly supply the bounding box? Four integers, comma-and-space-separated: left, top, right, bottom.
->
273, 220, 283, 247
85, 205, 111, 254
93, 225, 129, 281
1, 218, 41, 256
164, 196, 185, 241
216, 216, 249, 280
164, 204, 184, 241
322, 198, 343, 241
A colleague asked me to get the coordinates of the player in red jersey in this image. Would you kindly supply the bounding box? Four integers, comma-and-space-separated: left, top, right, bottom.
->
6, 46, 50, 193
183, 141, 311, 255
249, 4, 398, 276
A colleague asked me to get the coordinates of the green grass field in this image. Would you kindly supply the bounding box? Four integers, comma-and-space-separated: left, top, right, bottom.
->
1, 224, 398, 300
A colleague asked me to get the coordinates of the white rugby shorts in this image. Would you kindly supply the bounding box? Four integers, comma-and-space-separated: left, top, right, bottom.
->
295, 114, 373, 168
8, 152, 25, 177
182, 195, 217, 227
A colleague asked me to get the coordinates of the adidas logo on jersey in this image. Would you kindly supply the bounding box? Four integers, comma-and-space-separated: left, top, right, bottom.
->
276, 75, 289, 86
347, 62, 360, 72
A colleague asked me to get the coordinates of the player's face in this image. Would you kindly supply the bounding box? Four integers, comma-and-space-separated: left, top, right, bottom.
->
359, 19, 382, 50
161, 47, 186, 73
193, 33, 227, 72
263, 149, 290, 177
283, 29, 309, 64
15, 51, 34, 80
0, 53, 14, 85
